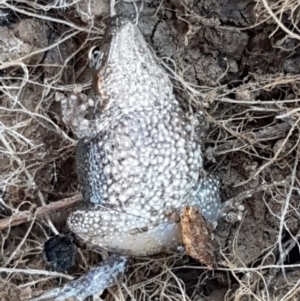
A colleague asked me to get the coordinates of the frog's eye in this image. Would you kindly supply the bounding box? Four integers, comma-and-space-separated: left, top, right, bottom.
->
88, 46, 103, 69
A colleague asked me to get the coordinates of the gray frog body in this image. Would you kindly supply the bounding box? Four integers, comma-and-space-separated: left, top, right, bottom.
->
67, 17, 222, 256
29, 16, 223, 301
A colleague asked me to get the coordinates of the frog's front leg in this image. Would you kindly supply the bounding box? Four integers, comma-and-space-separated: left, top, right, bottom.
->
57, 89, 118, 141
56, 90, 93, 139
28, 255, 127, 301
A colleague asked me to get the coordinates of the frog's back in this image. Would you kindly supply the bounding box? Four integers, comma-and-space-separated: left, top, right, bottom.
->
77, 104, 203, 224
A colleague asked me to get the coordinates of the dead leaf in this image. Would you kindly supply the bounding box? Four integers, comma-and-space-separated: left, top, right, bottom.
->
181, 206, 217, 269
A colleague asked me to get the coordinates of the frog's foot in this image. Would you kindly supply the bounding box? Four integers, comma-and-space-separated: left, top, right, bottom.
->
28, 255, 127, 301
221, 199, 245, 224
56, 90, 92, 139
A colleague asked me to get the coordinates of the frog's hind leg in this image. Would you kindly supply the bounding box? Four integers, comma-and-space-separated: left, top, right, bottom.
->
27, 255, 127, 301
192, 174, 245, 226
67, 205, 183, 256
191, 175, 222, 224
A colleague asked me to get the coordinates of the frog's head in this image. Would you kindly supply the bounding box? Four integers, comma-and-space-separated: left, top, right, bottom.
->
87, 16, 170, 112
88, 17, 150, 72
89, 17, 152, 105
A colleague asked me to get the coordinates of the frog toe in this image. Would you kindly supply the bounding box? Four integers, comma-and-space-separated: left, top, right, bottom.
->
221, 200, 245, 224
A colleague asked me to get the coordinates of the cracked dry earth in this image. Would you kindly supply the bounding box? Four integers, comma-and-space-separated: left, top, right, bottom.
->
1, 0, 300, 300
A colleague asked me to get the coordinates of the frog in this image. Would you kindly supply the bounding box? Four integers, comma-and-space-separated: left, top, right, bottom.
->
28, 16, 241, 301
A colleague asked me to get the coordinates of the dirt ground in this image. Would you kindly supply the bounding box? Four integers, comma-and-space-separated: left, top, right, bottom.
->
1, 0, 300, 300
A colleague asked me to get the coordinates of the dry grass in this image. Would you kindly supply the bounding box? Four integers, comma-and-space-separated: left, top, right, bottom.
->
1, 0, 300, 300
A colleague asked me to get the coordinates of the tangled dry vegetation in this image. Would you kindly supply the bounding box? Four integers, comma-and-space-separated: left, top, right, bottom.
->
1, 0, 300, 300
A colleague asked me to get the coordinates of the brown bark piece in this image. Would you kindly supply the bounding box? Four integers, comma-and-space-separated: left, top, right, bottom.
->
181, 206, 217, 270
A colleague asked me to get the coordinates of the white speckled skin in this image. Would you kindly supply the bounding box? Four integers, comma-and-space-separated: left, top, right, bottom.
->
29, 255, 126, 301
67, 17, 222, 256
29, 17, 222, 301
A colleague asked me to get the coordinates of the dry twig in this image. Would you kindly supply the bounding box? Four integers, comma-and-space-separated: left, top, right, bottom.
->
0, 194, 82, 230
